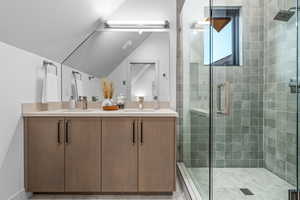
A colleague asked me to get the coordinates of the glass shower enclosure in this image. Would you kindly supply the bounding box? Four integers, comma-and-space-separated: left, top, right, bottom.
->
179, 0, 300, 199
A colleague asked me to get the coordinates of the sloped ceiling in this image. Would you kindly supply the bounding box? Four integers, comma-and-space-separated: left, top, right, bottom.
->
64, 31, 151, 78
0, 0, 126, 62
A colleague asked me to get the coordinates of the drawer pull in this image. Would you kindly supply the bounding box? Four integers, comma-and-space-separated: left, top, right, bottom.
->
57, 121, 61, 144
140, 121, 143, 144
132, 121, 136, 144
65, 120, 71, 144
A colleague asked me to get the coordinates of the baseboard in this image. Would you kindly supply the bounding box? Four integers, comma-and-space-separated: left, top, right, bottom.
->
8, 189, 32, 200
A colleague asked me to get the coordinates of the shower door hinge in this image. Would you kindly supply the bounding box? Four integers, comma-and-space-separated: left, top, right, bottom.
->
289, 189, 300, 200
289, 78, 300, 93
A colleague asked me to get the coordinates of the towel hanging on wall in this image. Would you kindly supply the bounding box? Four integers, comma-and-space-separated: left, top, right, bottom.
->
72, 71, 83, 101
42, 61, 59, 103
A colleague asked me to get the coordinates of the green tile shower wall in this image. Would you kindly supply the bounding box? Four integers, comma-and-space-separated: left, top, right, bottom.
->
263, 0, 298, 186
178, 0, 298, 186
188, 0, 265, 169
177, 0, 297, 184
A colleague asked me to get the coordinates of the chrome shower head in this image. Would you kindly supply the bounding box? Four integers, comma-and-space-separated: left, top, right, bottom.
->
274, 7, 300, 22
274, 9, 295, 22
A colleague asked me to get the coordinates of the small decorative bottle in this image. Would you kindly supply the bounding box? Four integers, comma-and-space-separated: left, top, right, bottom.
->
153, 96, 160, 110
69, 96, 76, 110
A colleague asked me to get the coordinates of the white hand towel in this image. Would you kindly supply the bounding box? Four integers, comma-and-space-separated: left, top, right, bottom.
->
72, 78, 84, 101
76, 79, 84, 98
42, 73, 59, 103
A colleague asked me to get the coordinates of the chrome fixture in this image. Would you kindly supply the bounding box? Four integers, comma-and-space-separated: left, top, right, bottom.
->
274, 7, 300, 22
79, 96, 88, 110
217, 82, 231, 115
136, 96, 145, 110
72, 71, 82, 80
104, 20, 170, 29
289, 78, 300, 93
43, 60, 58, 76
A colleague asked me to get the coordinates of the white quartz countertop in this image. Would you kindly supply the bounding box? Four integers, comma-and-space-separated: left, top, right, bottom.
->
23, 108, 178, 118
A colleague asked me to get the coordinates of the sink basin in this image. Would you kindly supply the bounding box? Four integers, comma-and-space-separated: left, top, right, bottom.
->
61, 109, 98, 113
122, 109, 156, 112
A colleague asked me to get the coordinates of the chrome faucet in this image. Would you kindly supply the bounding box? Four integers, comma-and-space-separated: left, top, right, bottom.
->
79, 96, 88, 110
137, 96, 144, 110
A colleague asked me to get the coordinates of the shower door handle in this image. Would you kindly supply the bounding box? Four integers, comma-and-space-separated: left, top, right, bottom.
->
217, 81, 230, 115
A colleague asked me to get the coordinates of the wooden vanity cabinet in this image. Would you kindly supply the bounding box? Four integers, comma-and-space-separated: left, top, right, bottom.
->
101, 117, 176, 192
25, 117, 65, 192
102, 118, 138, 192
25, 116, 176, 193
64, 118, 101, 192
138, 118, 176, 192
25, 117, 101, 193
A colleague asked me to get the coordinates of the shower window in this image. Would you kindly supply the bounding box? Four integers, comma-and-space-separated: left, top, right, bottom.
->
204, 8, 240, 66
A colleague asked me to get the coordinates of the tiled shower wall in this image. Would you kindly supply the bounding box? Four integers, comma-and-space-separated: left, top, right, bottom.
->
187, 0, 265, 168
179, 0, 298, 185
263, 0, 298, 185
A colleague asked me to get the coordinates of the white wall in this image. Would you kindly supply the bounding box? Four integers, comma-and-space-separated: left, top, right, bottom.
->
62, 65, 102, 102
0, 41, 61, 200
108, 33, 170, 101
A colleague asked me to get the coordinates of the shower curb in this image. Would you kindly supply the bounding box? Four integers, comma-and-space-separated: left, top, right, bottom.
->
177, 162, 202, 200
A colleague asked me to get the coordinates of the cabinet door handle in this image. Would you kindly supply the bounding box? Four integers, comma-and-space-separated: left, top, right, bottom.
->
140, 121, 143, 144
65, 120, 70, 144
57, 121, 61, 144
132, 120, 136, 144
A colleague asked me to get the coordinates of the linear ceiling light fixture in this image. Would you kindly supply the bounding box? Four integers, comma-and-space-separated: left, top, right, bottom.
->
104, 20, 170, 29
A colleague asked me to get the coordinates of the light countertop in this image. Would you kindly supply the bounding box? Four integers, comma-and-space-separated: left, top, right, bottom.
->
23, 108, 178, 118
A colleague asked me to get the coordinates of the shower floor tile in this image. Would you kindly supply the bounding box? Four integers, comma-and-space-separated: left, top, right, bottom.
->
187, 168, 293, 200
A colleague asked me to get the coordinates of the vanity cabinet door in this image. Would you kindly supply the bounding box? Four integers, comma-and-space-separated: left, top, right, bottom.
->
138, 118, 176, 192
65, 118, 101, 192
102, 118, 138, 192
25, 117, 65, 192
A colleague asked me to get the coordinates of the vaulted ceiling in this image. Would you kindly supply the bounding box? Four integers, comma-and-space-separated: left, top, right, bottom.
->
64, 31, 151, 77
0, 0, 126, 62
0, 0, 175, 69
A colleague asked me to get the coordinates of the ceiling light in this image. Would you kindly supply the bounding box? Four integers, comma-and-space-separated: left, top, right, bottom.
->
196, 19, 210, 25
104, 20, 170, 29
191, 19, 209, 31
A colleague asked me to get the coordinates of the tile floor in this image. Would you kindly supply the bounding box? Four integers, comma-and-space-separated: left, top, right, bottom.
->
30, 178, 186, 200
187, 168, 294, 200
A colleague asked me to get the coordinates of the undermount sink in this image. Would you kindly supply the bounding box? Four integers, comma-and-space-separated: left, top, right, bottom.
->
122, 108, 156, 112
61, 109, 98, 113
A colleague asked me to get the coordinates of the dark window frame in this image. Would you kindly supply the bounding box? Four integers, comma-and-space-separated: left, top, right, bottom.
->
209, 8, 240, 66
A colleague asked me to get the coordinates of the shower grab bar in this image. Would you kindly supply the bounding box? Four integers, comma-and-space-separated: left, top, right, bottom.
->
43, 60, 58, 76
217, 81, 230, 115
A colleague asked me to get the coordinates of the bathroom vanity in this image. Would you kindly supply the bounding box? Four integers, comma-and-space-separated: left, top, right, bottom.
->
22, 25, 176, 194
23, 109, 177, 194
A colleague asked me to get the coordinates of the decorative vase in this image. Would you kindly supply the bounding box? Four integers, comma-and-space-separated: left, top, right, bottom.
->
102, 98, 113, 107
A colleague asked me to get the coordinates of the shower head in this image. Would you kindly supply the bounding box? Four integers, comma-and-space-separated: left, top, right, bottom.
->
273, 7, 300, 22
274, 10, 295, 21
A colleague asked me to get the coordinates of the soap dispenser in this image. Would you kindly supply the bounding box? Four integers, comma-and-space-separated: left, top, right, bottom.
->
153, 96, 160, 110
69, 96, 76, 110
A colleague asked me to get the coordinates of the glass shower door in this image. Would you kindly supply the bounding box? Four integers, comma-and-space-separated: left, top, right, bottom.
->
210, 0, 299, 199
179, 0, 212, 199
